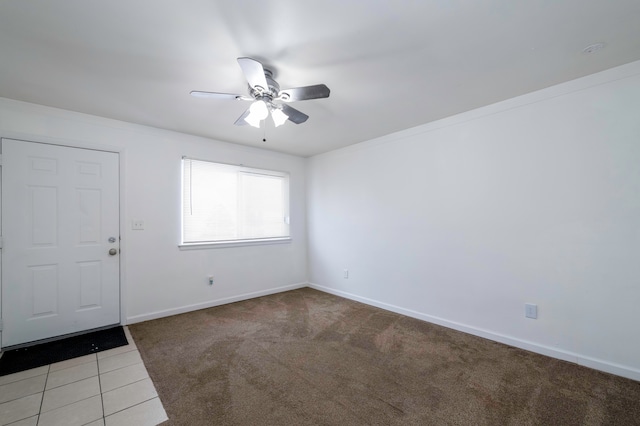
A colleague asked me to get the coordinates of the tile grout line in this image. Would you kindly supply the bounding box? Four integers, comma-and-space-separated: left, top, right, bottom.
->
102, 374, 148, 393
97, 351, 106, 425
35, 364, 50, 426
103, 395, 162, 421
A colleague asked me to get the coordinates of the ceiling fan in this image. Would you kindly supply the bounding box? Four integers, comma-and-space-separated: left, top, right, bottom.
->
191, 57, 330, 128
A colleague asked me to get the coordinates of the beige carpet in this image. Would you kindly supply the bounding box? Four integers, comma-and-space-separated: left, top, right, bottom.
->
129, 288, 640, 425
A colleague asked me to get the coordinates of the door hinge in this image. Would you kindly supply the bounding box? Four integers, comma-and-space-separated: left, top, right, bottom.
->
0, 319, 3, 332
0, 236, 3, 249
0, 154, 3, 166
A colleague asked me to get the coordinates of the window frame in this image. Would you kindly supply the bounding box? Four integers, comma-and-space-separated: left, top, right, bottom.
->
179, 157, 291, 249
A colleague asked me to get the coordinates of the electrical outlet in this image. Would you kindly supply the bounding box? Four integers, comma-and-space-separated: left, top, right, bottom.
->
131, 220, 144, 230
343, 269, 349, 279
525, 303, 538, 319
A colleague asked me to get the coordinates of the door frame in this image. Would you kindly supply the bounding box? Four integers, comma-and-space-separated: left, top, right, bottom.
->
0, 132, 128, 351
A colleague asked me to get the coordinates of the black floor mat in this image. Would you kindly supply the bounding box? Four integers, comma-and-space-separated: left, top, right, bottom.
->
0, 326, 128, 376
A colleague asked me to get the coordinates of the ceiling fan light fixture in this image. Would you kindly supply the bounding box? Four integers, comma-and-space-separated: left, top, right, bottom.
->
271, 107, 289, 127
245, 100, 269, 128
244, 114, 262, 128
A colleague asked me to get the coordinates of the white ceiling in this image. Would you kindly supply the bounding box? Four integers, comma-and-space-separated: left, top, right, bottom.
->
1, 1, 639, 157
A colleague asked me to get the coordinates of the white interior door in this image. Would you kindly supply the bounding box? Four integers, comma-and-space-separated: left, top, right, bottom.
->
1, 138, 120, 348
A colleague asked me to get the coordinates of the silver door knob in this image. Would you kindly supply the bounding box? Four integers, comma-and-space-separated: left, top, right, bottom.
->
108, 248, 118, 256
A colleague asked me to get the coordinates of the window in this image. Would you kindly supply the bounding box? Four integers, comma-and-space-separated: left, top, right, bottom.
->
181, 158, 290, 246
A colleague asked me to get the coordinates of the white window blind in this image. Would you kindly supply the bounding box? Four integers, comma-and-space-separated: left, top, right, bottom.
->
182, 158, 290, 245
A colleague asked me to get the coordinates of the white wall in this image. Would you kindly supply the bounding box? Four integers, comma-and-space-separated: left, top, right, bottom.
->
307, 60, 640, 380
0, 98, 308, 326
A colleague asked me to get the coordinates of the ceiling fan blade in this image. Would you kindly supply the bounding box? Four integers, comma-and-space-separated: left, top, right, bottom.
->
237, 57, 268, 92
278, 84, 330, 102
234, 108, 251, 126
190, 91, 246, 100
281, 104, 309, 124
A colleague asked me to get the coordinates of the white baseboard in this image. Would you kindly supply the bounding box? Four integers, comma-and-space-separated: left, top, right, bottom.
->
126, 282, 308, 324
308, 283, 640, 382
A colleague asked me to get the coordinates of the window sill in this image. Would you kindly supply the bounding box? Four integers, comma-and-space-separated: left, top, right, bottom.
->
179, 237, 292, 250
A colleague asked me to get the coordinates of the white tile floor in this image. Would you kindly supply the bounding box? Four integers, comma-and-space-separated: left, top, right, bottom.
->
0, 327, 168, 426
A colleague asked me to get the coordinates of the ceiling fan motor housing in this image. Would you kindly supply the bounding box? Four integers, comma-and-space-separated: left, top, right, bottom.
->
250, 68, 281, 102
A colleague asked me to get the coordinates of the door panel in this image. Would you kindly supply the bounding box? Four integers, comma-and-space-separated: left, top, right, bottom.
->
1, 139, 120, 347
